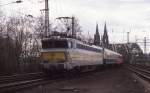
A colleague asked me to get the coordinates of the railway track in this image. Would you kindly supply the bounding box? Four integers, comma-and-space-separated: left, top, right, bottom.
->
0, 72, 45, 84
131, 64, 150, 71
0, 71, 83, 93
126, 64, 150, 82
0, 72, 49, 93
0, 67, 123, 93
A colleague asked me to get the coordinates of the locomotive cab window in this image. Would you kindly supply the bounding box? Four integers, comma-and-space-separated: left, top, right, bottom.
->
42, 40, 68, 49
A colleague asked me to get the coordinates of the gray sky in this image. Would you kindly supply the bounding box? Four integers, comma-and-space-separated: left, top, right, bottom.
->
1, 0, 150, 53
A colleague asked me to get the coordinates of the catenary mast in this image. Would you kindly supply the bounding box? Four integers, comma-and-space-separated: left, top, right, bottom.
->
45, 0, 49, 37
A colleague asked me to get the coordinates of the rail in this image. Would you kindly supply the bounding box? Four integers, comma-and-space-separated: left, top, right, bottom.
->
126, 64, 150, 81
0, 72, 45, 84
0, 72, 48, 93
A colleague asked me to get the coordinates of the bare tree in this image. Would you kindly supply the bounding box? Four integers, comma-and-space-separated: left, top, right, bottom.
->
0, 15, 43, 75
34, 15, 52, 39
73, 17, 82, 37
57, 16, 82, 38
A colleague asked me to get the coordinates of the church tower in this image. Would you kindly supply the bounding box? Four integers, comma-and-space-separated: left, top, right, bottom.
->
102, 22, 109, 48
94, 23, 100, 46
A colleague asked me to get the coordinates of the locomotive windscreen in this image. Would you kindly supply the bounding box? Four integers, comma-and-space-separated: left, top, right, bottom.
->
42, 40, 68, 48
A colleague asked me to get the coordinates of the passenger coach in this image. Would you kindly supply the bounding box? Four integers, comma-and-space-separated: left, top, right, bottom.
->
104, 49, 123, 65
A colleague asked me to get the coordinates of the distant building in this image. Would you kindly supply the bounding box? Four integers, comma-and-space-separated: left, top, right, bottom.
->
102, 22, 109, 48
94, 24, 101, 46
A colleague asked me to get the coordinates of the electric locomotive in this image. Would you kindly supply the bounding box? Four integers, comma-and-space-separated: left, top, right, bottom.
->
40, 36, 103, 73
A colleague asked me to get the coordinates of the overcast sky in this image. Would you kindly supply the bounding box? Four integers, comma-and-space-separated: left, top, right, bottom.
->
1, 0, 150, 52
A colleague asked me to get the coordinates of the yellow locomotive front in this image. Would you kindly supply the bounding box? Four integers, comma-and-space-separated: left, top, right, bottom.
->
41, 52, 66, 63
40, 38, 69, 72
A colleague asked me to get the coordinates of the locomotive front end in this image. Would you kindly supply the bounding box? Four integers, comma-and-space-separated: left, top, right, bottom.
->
40, 38, 69, 73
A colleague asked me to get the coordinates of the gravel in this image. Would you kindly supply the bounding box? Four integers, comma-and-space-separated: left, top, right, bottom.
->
17, 67, 145, 93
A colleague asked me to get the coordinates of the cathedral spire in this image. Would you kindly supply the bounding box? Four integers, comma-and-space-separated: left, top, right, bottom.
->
102, 22, 109, 48
94, 23, 100, 46
96, 23, 99, 34
104, 22, 108, 38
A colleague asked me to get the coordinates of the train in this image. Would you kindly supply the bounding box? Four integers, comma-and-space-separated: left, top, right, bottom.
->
40, 36, 123, 74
